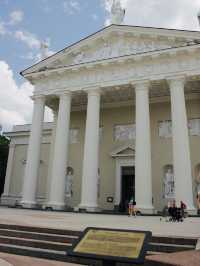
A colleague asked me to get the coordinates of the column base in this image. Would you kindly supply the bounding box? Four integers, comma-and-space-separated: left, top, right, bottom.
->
45, 202, 66, 211
1, 194, 21, 206
77, 203, 100, 213
20, 201, 37, 209
136, 205, 155, 214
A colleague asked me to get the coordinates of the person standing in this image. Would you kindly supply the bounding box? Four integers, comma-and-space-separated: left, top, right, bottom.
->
128, 199, 133, 217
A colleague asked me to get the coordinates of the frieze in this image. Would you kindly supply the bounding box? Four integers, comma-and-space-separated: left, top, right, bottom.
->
34, 49, 200, 94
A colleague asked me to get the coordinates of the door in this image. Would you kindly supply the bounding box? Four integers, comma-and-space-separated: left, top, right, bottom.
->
120, 166, 135, 212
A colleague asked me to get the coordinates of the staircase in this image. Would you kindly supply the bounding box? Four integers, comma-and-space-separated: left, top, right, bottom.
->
0, 224, 197, 265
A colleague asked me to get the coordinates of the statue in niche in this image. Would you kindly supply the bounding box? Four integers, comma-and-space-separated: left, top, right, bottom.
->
65, 167, 74, 198
163, 167, 175, 199
195, 165, 200, 195
111, 0, 125, 25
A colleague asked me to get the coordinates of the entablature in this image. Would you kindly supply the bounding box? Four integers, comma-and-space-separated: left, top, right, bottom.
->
27, 43, 200, 98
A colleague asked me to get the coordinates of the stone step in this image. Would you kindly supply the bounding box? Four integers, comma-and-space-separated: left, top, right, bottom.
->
0, 243, 97, 266
0, 224, 81, 237
151, 235, 197, 246
1, 234, 188, 256
0, 223, 197, 264
0, 224, 197, 246
0, 236, 72, 252
0, 229, 76, 244
148, 242, 195, 253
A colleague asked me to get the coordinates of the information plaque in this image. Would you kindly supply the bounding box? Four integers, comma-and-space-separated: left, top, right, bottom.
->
68, 227, 152, 265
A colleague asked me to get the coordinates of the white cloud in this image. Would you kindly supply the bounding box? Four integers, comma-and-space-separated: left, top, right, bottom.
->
15, 30, 41, 49
9, 10, 24, 25
0, 22, 6, 35
63, 0, 80, 15
103, 0, 200, 30
0, 61, 53, 132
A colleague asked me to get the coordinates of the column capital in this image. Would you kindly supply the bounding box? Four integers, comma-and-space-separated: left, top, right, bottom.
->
166, 75, 186, 88
86, 87, 102, 97
31, 94, 46, 102
56, 91, 72, 98
132, 80, 151, 91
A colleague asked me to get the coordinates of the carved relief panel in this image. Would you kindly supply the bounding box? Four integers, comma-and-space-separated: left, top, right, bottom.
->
114, 124, 136, 141
159, 119, 200, 138
158, 121, 172, 138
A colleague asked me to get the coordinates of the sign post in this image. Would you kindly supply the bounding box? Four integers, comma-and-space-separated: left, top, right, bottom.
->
68, 227, 152, 265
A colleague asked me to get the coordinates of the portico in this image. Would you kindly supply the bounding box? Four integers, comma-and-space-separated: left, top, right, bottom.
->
3, 24, 200, 214
20, 75, 198, 214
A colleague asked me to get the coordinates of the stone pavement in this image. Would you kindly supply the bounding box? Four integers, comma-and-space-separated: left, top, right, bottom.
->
0, 253, 80, 266
0, 258, 12, 266
0, 207, 199, 238
147, 250, 200, 266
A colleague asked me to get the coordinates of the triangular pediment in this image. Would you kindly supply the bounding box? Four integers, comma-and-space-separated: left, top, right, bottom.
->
21, 24, 200, 76
111, 143, 135, 157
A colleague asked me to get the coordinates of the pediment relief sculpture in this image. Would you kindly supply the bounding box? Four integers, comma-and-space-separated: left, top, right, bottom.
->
22, 25, 199, 77
70, 38, 174, 66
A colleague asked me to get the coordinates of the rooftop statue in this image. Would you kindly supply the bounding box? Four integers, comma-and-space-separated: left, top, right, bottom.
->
40, 40, 49, 59
111, 0, 125, 25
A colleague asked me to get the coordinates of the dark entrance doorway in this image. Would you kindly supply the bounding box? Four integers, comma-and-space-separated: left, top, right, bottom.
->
120, 166, 135, 212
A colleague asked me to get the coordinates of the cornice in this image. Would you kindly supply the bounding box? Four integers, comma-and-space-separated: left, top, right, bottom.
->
25, 43, 200, 85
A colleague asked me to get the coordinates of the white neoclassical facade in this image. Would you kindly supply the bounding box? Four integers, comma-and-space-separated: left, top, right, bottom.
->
2, 24, 200, 214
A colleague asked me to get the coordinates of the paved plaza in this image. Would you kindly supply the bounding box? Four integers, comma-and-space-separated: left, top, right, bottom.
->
0, 253, 79, 266
0, 207, 199, 238
0, 207, 199, 265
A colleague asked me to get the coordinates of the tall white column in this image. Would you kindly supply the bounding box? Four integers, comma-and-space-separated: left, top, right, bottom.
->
135, 81, 154, 213
79, 89, 101, 212
2, 143, 15, 197
47, 92, 71, 210
21, 95, 45, 208
45, 110, 58, 204
168, 77, 195, 212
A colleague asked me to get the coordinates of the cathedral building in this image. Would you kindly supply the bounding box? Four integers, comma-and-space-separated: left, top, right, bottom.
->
2, 3, 200, 214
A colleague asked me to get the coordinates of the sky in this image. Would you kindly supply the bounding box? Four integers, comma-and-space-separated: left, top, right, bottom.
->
0, 0, 200, 132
